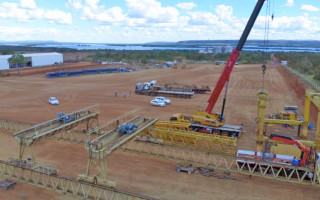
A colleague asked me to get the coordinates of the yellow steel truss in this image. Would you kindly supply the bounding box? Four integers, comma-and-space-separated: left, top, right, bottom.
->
79, 116, 158, 186
86, 108, 140, 140
122, 140, 320, 186
0, 119, 33, 132
139, 127, 237, 156
0, 159, 154, 200
14, 105, 100, 161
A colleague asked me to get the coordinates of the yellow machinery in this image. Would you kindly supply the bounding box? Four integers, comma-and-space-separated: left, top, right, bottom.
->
155, 111, 242, 137
173, 56, 187, 69
280, 111, 297, 120
270, 106, 298, 121
167, 112, 223, 127
192, 110, 224, 127
256, 88, 320, 152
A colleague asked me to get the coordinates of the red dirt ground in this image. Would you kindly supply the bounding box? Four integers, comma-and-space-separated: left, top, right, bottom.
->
0, 63, 319, 200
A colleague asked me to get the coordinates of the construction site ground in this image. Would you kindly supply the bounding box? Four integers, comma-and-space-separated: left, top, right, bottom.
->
0, 62, 319, 200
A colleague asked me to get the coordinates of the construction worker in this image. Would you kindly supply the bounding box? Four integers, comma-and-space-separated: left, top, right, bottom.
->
129, 91, 132, 97
123, 92, 126, 98
115, 90, 117, 97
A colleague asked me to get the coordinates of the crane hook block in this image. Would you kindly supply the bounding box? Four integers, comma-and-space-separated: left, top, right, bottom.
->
262, 64, 266, 75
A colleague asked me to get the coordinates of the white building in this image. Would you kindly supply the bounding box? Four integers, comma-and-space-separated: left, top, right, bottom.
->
0, 52, 63, 70
281, 61, 288, 66
199, 49, 213, 54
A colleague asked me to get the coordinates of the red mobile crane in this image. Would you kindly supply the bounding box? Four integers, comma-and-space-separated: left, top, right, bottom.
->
161, 0, 266, 137
237, 133, 311, 170
192, 0, 266, 131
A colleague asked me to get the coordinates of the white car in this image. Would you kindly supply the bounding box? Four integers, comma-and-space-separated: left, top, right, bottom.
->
49, 97, 59, 105
154, 96, 171, 104
150, 100, 166, 107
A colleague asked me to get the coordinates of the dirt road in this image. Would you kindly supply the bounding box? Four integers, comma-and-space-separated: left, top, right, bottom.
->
0, 63, 318, 200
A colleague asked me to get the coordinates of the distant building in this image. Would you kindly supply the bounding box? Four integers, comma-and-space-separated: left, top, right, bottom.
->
213, 46, 223, 54
211, 46, 233, 54
281, 61, 288, 66
0, 52, 63, 70
165, 62, 174, 67
223, 46, 233, 53
101, 61, 123, 65
199, 49, 213, 54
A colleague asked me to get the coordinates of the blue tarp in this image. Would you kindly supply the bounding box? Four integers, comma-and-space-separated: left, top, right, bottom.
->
46, 67, 121, 78
309, 123, 315, 129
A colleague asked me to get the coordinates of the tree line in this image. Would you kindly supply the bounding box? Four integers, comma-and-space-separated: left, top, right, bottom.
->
275, 52, 320, 81
87, 50, 272, 64
2, 47, 319, 81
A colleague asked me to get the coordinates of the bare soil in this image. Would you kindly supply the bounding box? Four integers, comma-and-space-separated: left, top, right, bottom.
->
0, 62, 319, 200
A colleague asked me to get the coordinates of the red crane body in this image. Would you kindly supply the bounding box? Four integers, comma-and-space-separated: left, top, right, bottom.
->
205, 0, 265, 116
205, 49, 240, 113
269, 134, 310, 167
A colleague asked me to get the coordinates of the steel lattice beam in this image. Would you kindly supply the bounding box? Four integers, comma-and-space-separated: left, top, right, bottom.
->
0, 119, 33, 132
0, 160, 155, 200
121, 140, 320, 186
140, 127, 237, 156
79, 117, 158, 186
14, 104, 100, 146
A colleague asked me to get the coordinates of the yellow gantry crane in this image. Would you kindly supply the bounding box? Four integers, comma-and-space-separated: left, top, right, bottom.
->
256, 88, 320, 152
173, 56, 187, 69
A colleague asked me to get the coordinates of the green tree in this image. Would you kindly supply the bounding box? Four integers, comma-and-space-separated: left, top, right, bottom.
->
8, 54, 25, 75
314, 72, 320, 81
1, 49, 14, 55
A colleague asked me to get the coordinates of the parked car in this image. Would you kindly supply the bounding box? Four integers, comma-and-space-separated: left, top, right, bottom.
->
150, 100, 166, 107
154, 96, 171, 104
49, 97, 59, 105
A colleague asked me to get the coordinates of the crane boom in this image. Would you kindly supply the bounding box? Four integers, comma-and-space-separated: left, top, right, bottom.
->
269, 134, 310, 167
205, 0, 266, 115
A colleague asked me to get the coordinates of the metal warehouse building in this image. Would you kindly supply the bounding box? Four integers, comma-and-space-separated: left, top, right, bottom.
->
0, 52, 63, 70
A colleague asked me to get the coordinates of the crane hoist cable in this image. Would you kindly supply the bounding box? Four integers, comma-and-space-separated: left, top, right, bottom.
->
261, 0, 273, 89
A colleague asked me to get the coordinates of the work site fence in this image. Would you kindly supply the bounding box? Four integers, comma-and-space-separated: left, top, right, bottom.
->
283, 65, 320, 91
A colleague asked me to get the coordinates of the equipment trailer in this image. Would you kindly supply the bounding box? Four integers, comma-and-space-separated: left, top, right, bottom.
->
135, 81, 194, 99
164, 83, 211, 94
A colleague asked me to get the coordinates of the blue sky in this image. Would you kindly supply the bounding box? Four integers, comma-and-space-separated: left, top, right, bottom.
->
0, 0, 319, 43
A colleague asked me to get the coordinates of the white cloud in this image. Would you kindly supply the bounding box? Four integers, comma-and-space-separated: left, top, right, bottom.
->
20, 0, 37, 9
94, 26, 110, 34
215, 5, 233, 20
177, 2, 197, 10
81, 6, 127, 25
253, 14, 320, 40
0, 26, 61, 41
0, 1, 72, 24
284, 0, 294, 7
2, 0, 320, 43
85, 0, 100, 10
44, 10, 72, 24
67, 0, 83, 10
69, 0, 180, 26
126, 0, 179, 23
188, 11, 219, 25
301, 5, 319, 12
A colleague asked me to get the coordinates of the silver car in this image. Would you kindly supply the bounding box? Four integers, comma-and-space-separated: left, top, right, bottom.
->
154, 96, 171, 104
150, 100, 165, 107
49, 97, 59, 105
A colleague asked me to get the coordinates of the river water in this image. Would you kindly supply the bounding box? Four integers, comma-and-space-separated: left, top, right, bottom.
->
31, 43, 320, 52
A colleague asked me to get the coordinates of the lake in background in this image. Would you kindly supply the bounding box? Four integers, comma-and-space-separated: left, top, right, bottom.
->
28, 43, 320, 52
